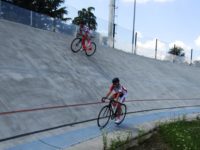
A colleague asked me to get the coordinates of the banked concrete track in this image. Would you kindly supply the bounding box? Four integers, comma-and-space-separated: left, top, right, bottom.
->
1, 19, 200, 141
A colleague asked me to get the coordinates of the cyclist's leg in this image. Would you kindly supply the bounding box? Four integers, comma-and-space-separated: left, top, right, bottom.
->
84, 36, 92, 50
116, 105, 121, 120
82, 34, 87, 50
116, 93, 127, 120
120, 93, 127, 103
110, 94, 117, 107
87, 38, 92, 50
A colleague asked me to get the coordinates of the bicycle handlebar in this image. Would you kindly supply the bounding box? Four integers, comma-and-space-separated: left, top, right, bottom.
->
101, 97, 123, 105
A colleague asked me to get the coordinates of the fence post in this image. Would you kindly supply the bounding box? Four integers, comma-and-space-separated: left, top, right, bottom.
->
0, 0, 2, 18
190, 49, 193, 65
53, 18, 56, 32
30, 11, 33, 26
172, 44, 176, 63
155, 38, 158, 59
134, 32, 137, 55
112, 23, 116, 48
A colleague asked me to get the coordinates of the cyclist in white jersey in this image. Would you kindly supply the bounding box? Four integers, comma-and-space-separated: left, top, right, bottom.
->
102, 77, 127, 123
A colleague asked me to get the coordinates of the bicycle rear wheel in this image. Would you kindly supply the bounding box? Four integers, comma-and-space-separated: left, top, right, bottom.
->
97, 105, 111, 128
85, 42, 96, 56
115, 104, 127, 125
71, 38, 82, 53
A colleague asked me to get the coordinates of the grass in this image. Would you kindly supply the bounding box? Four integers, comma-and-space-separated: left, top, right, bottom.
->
102, 130, 132, 150
159, 119, 200, 150
102, 116, 200, 150
129, 119, 200, 150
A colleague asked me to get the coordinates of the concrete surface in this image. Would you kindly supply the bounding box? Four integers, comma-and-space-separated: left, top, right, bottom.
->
1, 18, 200, 147
1, 107, 200, 150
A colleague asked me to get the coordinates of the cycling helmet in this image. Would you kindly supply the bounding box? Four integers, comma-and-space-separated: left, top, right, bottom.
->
112, 77, 120, 84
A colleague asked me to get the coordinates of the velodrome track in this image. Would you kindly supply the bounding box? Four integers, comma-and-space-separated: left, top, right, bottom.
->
1, 19, 200, 149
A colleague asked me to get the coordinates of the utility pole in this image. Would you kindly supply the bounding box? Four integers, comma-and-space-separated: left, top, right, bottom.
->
134, 32, 137, 54
132, 0, 136, 54
155, 39, 158, 59
108, 0, 117, 48
190, 49, 193, 65
113, 23, 116, 48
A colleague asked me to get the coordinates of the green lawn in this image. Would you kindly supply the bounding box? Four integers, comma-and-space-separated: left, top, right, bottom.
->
106, 119, 200, 150
159, 119, 200, 150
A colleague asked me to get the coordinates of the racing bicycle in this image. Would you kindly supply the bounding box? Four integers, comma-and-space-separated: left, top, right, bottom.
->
70, 32, 96, 56
97, 97, 127, 129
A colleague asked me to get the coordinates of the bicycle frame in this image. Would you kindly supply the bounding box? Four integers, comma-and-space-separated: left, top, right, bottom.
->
109, 100, 119, 117
77, 30, 92, 51
103, 98, 123, 119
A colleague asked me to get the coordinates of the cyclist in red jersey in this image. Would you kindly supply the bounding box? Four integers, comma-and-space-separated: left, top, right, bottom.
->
78, 23, 92, 50
102, 77, 128, 123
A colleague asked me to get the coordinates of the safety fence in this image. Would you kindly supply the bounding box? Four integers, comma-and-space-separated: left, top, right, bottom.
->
0, 1, 199, 65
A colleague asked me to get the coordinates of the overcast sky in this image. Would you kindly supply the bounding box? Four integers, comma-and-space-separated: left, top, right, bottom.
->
66, 0, 200, 60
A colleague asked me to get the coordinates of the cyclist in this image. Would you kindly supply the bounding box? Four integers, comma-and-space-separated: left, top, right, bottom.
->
78, 23, 92, 50
102, 77, 127, 123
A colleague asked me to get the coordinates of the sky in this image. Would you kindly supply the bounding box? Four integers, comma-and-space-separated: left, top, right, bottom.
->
65, 0, 200, 61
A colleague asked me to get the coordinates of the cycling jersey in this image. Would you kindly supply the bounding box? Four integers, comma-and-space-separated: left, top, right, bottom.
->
80, 25, 90, 34
110, 84, 127, 97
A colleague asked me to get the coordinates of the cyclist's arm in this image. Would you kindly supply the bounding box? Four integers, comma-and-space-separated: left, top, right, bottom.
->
102, 90, 112, 102
105, 85, 114, 98
105, 90, 112, 98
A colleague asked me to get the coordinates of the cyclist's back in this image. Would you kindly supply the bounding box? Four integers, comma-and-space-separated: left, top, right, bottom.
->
79, 24, 90, 35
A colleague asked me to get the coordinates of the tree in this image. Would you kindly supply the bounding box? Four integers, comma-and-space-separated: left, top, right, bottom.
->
2, 0, 70, 21
72, 7, 97, 31
168, 45, 185, 57
35, 0, 70, 21
13, 0, 35, 11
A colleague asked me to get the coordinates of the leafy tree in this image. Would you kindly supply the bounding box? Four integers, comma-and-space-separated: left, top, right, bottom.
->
13, 0, 35, 11
72, 7, 97, 31
2, 0, 70, 21
168, 46, 185, 57
36, 0, 69, 21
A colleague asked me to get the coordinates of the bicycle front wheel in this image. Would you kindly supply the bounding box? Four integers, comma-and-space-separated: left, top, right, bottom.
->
85, 42, 96, 56
71, 38, 82, 53
97, 105, 111, 128
115, 104, 127, 125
